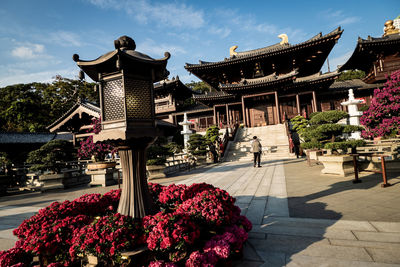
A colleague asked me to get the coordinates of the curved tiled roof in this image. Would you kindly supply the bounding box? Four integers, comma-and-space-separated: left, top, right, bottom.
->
185, 27, 342, 70
47, 100, 100, 132
219, 70, 298, 90
340, 34, 400, 72
193, 91, 234, 101
0, 132, 72, 144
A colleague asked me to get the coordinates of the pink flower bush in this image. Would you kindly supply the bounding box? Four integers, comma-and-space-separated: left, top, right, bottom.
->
0, 242, 32, 267
69, 213, 145, 264
360, 70, 400, 138
143, 211, 200, 262
158, 184, 188, 210
176, 187, 237, 228
77, 117, 116, 161
2, 183, 252, 266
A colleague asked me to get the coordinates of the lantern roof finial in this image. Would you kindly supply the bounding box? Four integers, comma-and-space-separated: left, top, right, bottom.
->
114, 35, 136, 50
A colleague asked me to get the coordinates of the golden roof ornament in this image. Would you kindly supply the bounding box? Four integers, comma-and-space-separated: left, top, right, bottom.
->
278, 34, 288, 45
383, 20, 399, 36
230, 45, 238, 57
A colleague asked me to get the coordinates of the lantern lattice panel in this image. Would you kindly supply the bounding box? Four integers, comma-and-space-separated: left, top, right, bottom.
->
125, 79, 153, 119
103, 79, 125, 121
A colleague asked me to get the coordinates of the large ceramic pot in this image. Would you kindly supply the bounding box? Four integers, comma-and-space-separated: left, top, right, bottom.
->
87, 161, 117, 170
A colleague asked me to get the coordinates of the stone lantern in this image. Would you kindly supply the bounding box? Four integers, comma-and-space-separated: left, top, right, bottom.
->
73, 36, 170, 218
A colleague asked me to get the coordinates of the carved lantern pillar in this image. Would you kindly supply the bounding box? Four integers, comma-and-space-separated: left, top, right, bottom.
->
73, 36, 170, 218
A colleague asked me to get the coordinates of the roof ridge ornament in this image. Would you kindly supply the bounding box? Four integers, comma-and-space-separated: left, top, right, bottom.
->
114, 35, 136, 50
230, 45, 238, 57
278, 34, 288, 45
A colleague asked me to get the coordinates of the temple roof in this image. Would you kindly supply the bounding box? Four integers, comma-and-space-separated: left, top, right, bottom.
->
0, 132, 72, 144
154, 76, 197, 99
47, 100, 100, 132
185, 27, 342, 70
219, 69, 298, 91
339, 33, 400, 72
192, 91, 235, 101
172, 103, 213, 116
329, 79, 384, 91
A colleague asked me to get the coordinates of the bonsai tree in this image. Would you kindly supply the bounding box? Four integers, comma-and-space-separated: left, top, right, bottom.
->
146, 137, 173, 166
0, 152, 11, 174
360, 70, 400, 139
187, 133, 207, 157
300, 110, 364, 153
26, 139, 76, 173
204, 125, 221, 162
290, 115, 308, 139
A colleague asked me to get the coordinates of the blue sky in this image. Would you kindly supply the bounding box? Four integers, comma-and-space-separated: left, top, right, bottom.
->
0, 0, 398, 87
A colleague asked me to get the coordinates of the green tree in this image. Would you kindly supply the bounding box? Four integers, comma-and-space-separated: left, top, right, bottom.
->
300, 110, 364, 152
187, 134, 207, 156
26, 140, 76, 173
204, 125, 221, 145
0, 76, 97, 132
185, 81, 214, 93
336, 70, 366, 81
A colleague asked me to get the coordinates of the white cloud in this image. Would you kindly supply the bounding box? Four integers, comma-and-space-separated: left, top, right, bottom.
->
138, 38, 186, 57
0, 68, 77, 87
208, 26, 231, 39
49, 31, 82, 47
326, 50, 353, 71
88, 0, 204, 29
319, 9, 360, 26
11, 44, 45, 59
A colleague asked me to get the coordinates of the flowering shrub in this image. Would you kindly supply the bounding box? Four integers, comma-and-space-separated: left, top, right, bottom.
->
0, 242, 32, 267
158, 184, 188, 210
3, 183, 252, 266
360, 70, 400, 138
143, 211, 200, 262
176, 187, 237, 228
69, 214, 145, 264
77, 117, 115, 161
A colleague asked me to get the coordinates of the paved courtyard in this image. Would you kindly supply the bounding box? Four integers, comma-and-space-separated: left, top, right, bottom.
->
1, 158, 400, 266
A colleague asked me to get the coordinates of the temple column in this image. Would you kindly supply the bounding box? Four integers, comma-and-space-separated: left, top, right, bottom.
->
246, 107, 251, 127
241, 96, 247, 127
312, 91, 317, 112
213, 105, 217, 125
274, 91, 281, 124
296, 94, 300, 115
225, 104, 230, 127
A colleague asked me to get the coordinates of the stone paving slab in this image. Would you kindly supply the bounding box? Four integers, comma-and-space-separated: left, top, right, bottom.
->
286, 254, 399, 267
1, 158, 400, 266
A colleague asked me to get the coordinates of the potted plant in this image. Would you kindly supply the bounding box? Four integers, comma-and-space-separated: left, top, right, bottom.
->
26, 139, 76, 190
146, 137, 173, 179
78, 118, 117, 186
187, 133, 208, 165
300, 110, 365, 176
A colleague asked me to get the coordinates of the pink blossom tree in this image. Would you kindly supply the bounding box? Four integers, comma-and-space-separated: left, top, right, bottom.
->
360, 70, 400, 138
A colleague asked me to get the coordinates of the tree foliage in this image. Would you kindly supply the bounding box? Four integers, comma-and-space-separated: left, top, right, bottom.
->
26, 140, 76, 173
204, 125, 221, 145
336, 70, 366, 81
187, 134, 207, 156
185, 81, 214, 93
360, 70, 400, 138
298, 110, 362, 152
146, 137, 173, 165
0, 76, 97, 132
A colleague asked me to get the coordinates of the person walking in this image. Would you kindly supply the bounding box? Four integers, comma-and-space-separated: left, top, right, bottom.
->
251, 136, 262, 167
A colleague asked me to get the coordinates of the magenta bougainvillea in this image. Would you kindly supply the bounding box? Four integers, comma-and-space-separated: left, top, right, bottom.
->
77, 117, 116, 161
360, 70, 400, 138
1, 183, 252, 267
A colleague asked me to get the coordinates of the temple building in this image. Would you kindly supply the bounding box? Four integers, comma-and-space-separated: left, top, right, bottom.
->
185, 28, 344, 128
340, 19, 400, 84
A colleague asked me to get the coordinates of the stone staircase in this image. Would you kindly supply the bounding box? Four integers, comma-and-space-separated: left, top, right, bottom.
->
225, 124, 295, 162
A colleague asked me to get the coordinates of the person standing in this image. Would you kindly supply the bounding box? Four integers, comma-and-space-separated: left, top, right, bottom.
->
251, 136, 262, 167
